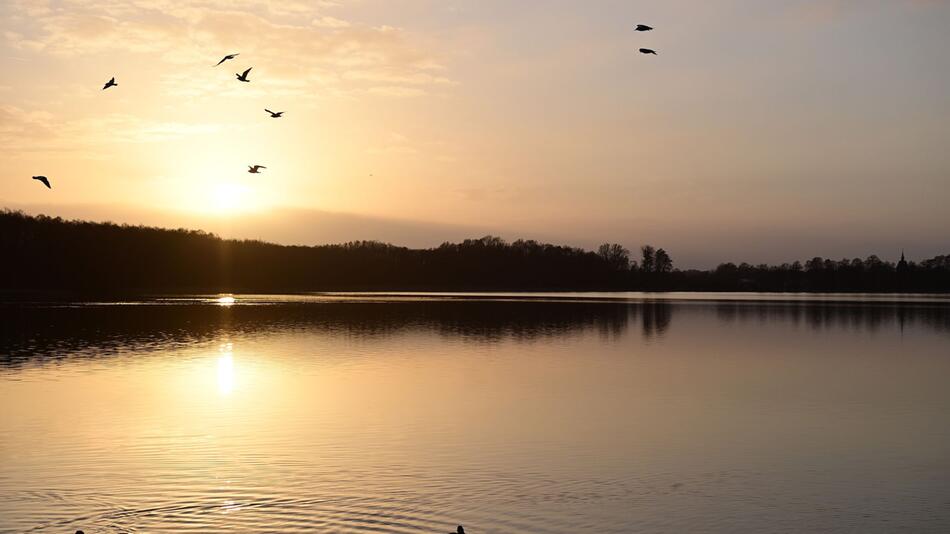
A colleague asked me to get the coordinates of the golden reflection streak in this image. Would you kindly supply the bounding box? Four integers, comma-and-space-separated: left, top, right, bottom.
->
217, 342, 235, 396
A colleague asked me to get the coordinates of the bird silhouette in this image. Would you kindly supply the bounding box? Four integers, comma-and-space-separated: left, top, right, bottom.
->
639, 48, 657, 55
635, 24, 653, 31
102, 76, 117, 90
248, 165, 266, 173
453, 527, 465, 534
264, 109, 284, 118
215, 53, 239, 66
236, 67, 252, 82
32, 175, 51, 189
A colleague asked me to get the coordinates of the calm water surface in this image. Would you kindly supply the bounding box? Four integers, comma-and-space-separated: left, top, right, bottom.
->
1, 293, 949, 533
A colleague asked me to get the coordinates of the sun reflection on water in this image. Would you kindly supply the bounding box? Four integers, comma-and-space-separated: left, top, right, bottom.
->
216, 295, 236, 306
217, 342, 235, 396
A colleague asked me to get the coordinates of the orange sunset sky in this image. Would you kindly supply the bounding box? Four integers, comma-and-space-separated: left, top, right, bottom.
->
2, 0, 948, 267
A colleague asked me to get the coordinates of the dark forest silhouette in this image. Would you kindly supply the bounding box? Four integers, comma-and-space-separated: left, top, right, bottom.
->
2, 209, 948, 294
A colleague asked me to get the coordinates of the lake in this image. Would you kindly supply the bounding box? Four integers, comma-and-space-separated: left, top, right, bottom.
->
1, 293, 949, 533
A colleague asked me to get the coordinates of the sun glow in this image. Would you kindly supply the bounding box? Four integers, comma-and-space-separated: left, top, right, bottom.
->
209, 183, 251, 214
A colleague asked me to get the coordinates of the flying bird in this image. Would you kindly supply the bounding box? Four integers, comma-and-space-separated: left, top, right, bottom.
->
32, 175, 51, 189
215, 53, 239, 66
635, 24, 653, 31
264, 109, 284, 118
102, 77, 117, 90
236, 67, 252, 82
248, 165, 266, 173
639, 48, 657, 55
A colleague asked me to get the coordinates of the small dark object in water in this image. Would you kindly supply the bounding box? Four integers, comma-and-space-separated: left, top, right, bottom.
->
454, 526, 465, 534
76, 531, 84, 534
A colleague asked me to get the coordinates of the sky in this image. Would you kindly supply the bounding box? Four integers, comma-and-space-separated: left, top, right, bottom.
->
2, 0, 949, 268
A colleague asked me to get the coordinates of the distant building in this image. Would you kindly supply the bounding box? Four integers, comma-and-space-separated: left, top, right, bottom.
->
897, 250, 908, 272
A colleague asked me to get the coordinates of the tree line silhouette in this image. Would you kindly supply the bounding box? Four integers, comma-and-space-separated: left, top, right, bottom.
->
2, 209, 948, 294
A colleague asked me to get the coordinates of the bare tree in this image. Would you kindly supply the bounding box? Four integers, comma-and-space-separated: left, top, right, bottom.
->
641, 245, 656, 273
598, 243, 630, 271
655, 248, 673, 273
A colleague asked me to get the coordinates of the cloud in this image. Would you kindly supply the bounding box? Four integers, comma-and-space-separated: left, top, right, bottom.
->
91, 117, 223, 143
0, 105, 62, 153
0, 105, 223, 156
342, 70, 456, 86
312, 16, 350, 29
3, 0, 455, 99
365, 86, 428, 98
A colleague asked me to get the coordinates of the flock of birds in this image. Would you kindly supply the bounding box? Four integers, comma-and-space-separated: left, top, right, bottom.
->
30, 23, 658, 193
41, 22, 666, 534
635, 23, 658, 54
31, 51, 278, 190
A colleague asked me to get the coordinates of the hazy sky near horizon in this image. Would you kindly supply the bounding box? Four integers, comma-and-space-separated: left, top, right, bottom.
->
2, 0, 949, 267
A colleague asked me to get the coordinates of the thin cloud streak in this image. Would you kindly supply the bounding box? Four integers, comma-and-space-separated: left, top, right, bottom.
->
3, 0, 454, 99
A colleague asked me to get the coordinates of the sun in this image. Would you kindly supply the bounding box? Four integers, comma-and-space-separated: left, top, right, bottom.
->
209, 182, 251, 214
